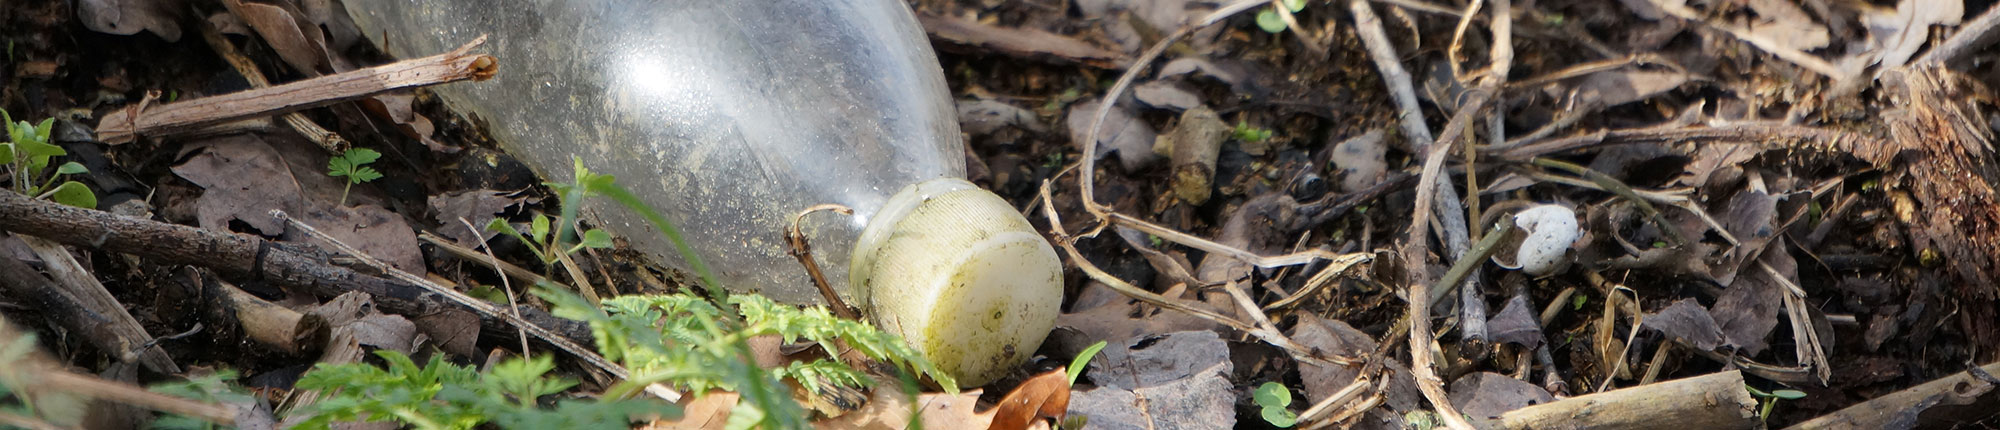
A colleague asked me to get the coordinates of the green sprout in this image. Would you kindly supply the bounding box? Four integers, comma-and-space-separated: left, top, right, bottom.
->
327, 148, 383, 206
1232, 121, 1273, 143
2, 109, 93, 209
1254, 381, 1299, 427
1256, 0, 1309, 34
1745, 385, 1806, 422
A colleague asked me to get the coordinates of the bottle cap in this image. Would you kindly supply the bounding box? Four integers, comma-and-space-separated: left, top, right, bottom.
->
850, 177, 1062, 386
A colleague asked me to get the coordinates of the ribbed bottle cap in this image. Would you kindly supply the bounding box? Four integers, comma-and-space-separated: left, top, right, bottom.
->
850, 177, 1062, 386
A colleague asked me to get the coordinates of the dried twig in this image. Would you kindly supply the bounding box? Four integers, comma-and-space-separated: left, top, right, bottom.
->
786, 204, 860, 320
458, 218, 532, 355
197, 11, 347, 153
98, 37, 496, 144
1915, 4, 2000, 66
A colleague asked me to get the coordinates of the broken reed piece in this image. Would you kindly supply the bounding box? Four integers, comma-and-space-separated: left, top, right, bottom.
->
1491, 370, 1757, 430
96, 36, 496, 145
1784, 360, 2000, 429
194, 272, 328, 356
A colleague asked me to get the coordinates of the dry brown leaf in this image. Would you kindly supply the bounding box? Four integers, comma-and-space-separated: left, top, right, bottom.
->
76, 0, 183, 41
643, 392, 737, 430
988, 370, 1072, 430
1067, 99, 1159, 171
917, 13, 1128, 69
171, 135, 308, 236
223, 0, 332, 75
429, 189, 519, 248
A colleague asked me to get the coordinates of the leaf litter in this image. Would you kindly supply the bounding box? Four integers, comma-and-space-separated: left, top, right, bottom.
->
7, 0, 2000, 427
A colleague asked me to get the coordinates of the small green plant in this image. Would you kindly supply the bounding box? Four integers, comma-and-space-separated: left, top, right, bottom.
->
1744, 385, 1806, 422
1067, 340, 1108, 386
485, 212, 614, 265
327, 148, 383, 206
1232, 121, 1273, 143
1256, 0, 1308, 34
1571, 294, 1588, 310
1254, 381, 1299, 427
294, 351, 675, 430
148, 370, 255, 430
2, 109, 93, 208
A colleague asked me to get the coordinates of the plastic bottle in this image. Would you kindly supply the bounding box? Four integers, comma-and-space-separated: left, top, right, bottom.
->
339, 0, 1060, 385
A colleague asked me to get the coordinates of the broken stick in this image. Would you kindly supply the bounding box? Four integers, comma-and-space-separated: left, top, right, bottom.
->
97, 36, 496, 144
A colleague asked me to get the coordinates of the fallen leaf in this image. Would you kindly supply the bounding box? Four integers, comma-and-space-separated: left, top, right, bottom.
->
1863, 0, 1963, 68
1711, 239, 1796, 356
410, 309, 480, 358
989, 370, 1072, 430
1447, 372, 1554, 422
1572, 70, 1688, 108
1194, 193, 1299, 283
294, 204, 426, 275
1289, 314, 1423, 413
1068, 332, 1234, 430
1051, 291, 1224, 356
959, 99, 1048, 136
1158, 58, 1260, 97
1486, 295, 1545, 349
1743, 0, 1831, 52
1132, 81, 1202, 112
1641, 298, 1725, 351
1067, 99, 1160, 171
309, 292, 418, 354
918, 13, 1129, 69
1709, 188, 1779, 285
76, 0, 183, 41
223, 0, 333, 75
172, 135, 308, 236
429, 190, 519, 248
360, 94, 452, 153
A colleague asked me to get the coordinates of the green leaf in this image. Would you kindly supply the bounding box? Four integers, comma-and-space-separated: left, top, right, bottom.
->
487, 218, 524, 238
532, 214, 552, 242
1744, 385, 1770, 397
47, 181, 95, 209
342, 147, 382, 165
1254, 382, 1292, 408
1256, 9, 1287, 33
1067, 341, 1107, 386
1571, 294, 1588, 310
0, 142, 13, 165
349, 166, 383, 183
1772, 389, 1807, 400
1261, 406, 1298, 427
15, 139, 64, 170
1284, 0, 1307, 12
580, 229, 613, 249
55, 161, 86, 175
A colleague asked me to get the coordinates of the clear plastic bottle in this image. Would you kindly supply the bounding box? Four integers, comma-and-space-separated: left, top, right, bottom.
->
340, 0, 1059, 384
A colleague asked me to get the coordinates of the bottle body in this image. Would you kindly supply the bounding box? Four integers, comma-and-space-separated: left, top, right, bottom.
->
343, 0, 1062, 385
344, 0, 959, 304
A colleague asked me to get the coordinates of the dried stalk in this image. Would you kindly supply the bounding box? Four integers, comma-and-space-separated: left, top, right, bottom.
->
98, 37, 496, 144
786, 204, 860, 320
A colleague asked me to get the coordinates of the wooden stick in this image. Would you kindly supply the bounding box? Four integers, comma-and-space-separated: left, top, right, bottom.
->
196, 10, 349, 153
0, 189, 595, 356
1785, 361, 2000, 429
1495, 370, 1757, 430
97, 37, 495, 144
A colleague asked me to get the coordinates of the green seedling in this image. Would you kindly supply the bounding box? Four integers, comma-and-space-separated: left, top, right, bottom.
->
295, 351, 673, 430
2, 109, 94, 209
148, 370, 255, 430
1744, 385, 1806, 422
327, 148, 383, 206
1254, 381, 1300, 427
1571, 294, 1588, 310
1067, 340, 1108, 386
485, 213, 614, 266
1256, 0, 1309, 33
1232, 121, 1273, 143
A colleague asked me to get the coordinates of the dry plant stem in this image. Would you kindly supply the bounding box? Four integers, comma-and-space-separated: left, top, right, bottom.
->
1497, 370, 1756, 429
1426, 222, 1512, 305
1078, 26, 1190, 217
1763, 261, 1831, 384
786, 204, 860, 320
1487, 121, 1878, 161
1444, 0, 1484, 82
16, 236, 179, 373
1108, 212, 1370, 269
207, 276, 324, 355
1917, 4, 2000, 66
1350, 0, 1436, 153
196, 12, 347, 153
38, 371, 239, 425
1784, 360, 2000, 429
97, 37, 496, 144
1529, 158, 1701, 246
1295, 377, 1375, 425
420, 232, 562, 289
1036, 182, 1360, 368
550, 240, 603, 305
0, 412, 62, 430
1270, 0, 1324, 53
270, 210, 651, 394
1645, 1, 1841, 79
0, 189, 596, 354
456, 218, 532, 355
